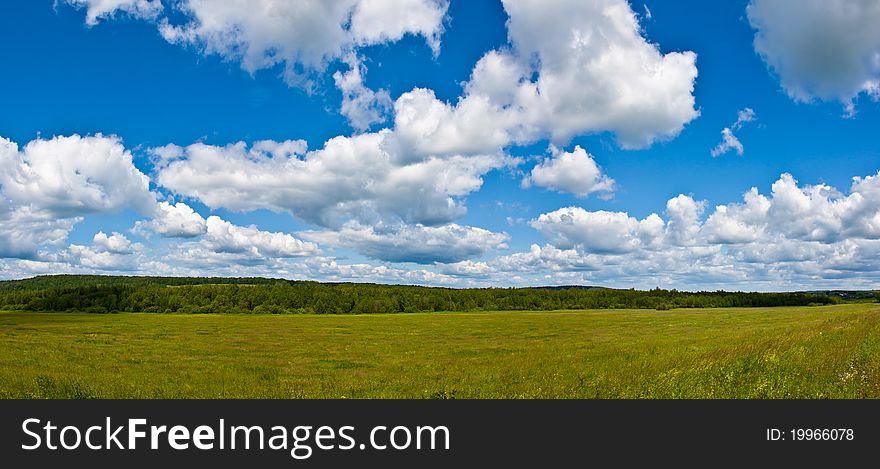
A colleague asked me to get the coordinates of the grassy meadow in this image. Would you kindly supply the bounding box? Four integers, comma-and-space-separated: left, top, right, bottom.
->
1, 303, 879, 399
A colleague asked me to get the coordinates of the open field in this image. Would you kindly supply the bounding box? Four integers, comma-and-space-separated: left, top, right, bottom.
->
1, 304, 879, 399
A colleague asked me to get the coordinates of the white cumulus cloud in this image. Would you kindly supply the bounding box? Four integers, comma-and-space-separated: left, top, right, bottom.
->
711, 108, 757, 157
50, 231, 142, 272
524, 145, 615, 197
396, 0, 700, 151
711, 128, 744, 157
62, 0, 163, 26
0, 203, 79, 259
202, 216, 320, 259
497, 0, 699, 148
514, 170, 880, 289
333, 55, 393, 131
348, 0, 448, 54
302, 221, 509, 264
530, 207, 664, 254
0, 134, 155, 218
389, 0, 701, 166
748, 0, 880, 114
156, 0, 448, 85
134, 201, 207, 238
155, 135, 511, 229
92, 231, 135, 254
0, 134, 155, 258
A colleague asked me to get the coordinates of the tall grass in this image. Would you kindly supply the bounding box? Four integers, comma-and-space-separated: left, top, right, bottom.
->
1, 304, 878, 398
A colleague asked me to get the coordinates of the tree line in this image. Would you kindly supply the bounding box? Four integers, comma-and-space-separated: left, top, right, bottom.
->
0, 275, 861, 314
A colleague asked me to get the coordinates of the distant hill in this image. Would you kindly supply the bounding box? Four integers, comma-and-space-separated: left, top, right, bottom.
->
801, 290, 877, 301
0, 274, 868, 314
0, 274, 294, 290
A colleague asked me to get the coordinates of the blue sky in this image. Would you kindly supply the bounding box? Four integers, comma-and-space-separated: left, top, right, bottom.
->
1, 0, 879, 290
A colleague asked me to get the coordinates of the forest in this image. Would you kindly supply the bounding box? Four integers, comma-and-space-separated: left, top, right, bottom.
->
0, 275, 870, 314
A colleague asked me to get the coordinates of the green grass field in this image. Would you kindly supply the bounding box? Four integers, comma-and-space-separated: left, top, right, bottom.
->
2, 303, 879, 399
